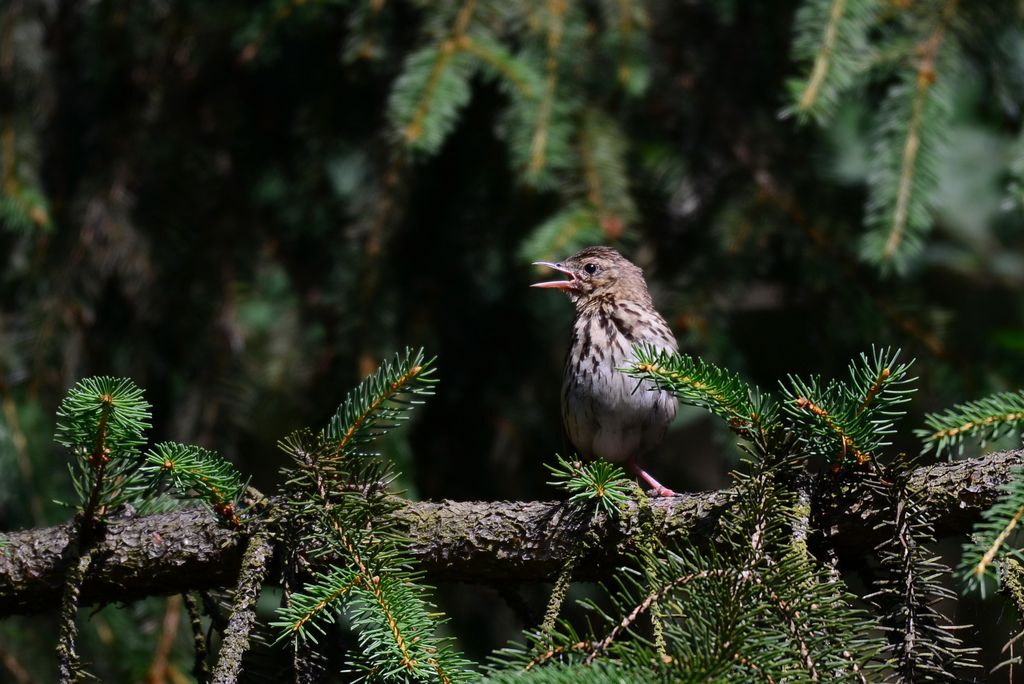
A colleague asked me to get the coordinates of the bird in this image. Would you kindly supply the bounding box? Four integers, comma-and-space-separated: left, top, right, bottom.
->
532, 245, 679, 496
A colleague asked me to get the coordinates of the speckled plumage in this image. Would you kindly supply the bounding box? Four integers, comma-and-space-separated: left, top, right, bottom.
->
533, 246, 679, 496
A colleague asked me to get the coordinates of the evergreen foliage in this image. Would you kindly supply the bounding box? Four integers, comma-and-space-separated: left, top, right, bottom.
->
785, 0, 1008, 271
2, 0, 1024, 680
628, 343, 773, 441
631, 345, 915, 469
780, 347, 915, 468
54, 376, 152, 517
626, 345, 983, 680
864, 463, 980, 679
140, 442, 247, 527
492, 436, 886, 681
917, 390, 1024, 458
545, 455, 633, 514
384, 0, 645, 260
786, 0, 879, 123
861, 50, 954, 273
13, 346, 1024, 680
274, 348, 473, 682
960, 468, 1024, 597
915, 387, 1024, 666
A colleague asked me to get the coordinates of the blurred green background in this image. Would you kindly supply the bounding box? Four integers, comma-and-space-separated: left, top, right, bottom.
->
2, 0, 1023, 681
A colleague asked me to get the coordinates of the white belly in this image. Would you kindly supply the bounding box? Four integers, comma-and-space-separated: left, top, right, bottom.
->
561, 327, 677, 463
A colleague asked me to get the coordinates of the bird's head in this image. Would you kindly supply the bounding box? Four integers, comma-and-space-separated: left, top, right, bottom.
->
531, 246, 650, 308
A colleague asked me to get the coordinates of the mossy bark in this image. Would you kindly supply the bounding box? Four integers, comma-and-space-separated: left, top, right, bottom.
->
0, 449, 1021, 616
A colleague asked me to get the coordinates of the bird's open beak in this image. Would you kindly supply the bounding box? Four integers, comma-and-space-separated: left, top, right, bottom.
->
531, 261, 578, 290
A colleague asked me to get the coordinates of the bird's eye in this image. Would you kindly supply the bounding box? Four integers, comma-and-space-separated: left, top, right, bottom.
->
584, 263, 598, 275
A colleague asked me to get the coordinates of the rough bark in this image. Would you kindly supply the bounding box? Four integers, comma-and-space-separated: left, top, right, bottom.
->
210, 531, 273, 684
0, 449, 1020, 616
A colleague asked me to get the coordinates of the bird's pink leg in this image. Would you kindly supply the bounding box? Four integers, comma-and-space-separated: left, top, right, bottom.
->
627, 458, 675, 497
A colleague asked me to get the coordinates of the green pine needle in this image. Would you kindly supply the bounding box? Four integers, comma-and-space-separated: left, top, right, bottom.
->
321, 347, 437, 461
518, 203, 604, 265
864, 468, 981, 675
960, 468, 1024, 598
627, 344, 772, 440
141, 442, 247, 527
55, 376, 151, 458
275, 348, 472, 682
784, 0, 879, 123
917, 390, 1024, 458
546, 455, 632, 513
388, 45, 476, 155
54, 376, 152, 512
272, 564, 361, 644
596, 1, 652, 98
861, 44, 956, 273
0, 186, 53, 233
782, 346, 915, 466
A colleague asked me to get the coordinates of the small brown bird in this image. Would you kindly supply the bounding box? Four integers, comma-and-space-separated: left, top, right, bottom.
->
533, 246, 679, 496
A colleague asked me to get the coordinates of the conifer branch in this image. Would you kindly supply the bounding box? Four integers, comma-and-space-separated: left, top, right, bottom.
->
3, 450, 1024, 616
611, 0, 640, 88
885, 48, 939, 258
329, 361, 427, 458
184, 592, 210, 684
402, 48, 457, 146
783, 347, 914, 467
295, 462, 424, 675
0, 120, 51, 231
398, 0, 477, 148
972, 502, 1024, 584
52, 377, 152, 683
758, 584, 819, 682
276, 350, 469, 681
580, 118, 608, 231
864, 0, 958, 270
79, 392, 115, 529
578, 112, 635, 239
885, 82, 925, 261
960, 466, 1024, 596
56, 550, 91, 684
463, 35, 536, 97
519, 204, 602, 264
629, 345, 770, 440
917, 390, 1024, 457
523, 641, 591, 671
142, 443, 246, 528
796, 0, 850, 113
285, 568, 362, 639
211, 530, 273, 684
792, 396, 869, 464
528, 0, 567, 177
786, 0, 877, 123
863, 465, 979, 678
583, 568, 734, 665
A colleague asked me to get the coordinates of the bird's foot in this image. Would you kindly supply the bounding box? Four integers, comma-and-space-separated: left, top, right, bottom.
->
629, 462, 676, 497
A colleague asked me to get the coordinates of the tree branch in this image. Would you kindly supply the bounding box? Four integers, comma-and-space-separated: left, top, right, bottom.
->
1, 449, 1020, 616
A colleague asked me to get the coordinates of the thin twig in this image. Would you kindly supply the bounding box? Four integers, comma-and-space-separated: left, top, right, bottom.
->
797, 0, 850, 113
183, 593, 210, 684
147, 595, 183, 684
57, 550, 93, 683
584, 568, 735, 664
210, 531, 273, 684
0, 640, 36, 684
883, 0, 959, 260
